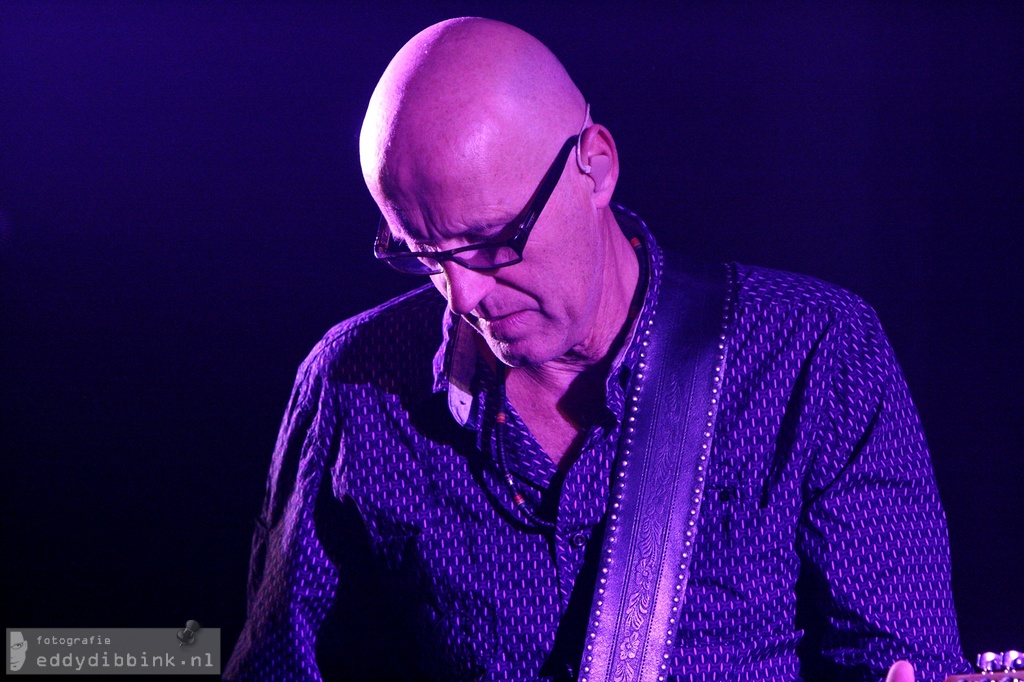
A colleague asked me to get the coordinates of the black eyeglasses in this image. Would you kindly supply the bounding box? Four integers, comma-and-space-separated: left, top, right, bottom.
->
373, 134, 580, 275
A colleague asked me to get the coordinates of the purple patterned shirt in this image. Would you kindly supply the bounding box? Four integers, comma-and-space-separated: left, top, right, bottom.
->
227, 207, 968, 681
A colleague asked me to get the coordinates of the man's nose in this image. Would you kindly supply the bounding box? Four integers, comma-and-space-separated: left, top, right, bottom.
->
437, 262, 496, 316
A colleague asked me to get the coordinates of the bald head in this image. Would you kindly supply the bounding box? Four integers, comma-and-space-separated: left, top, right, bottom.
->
359, 19, 630, 373
359, 18, 588, 228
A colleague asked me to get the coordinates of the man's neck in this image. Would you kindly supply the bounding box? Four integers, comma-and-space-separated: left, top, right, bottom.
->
505, 212, 640, 466
505, 357, 612, 467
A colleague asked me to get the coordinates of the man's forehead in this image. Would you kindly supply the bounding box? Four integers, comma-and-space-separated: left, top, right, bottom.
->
380, 132, 534, 243
393, 110, 508, 177
386, 197, 521, 246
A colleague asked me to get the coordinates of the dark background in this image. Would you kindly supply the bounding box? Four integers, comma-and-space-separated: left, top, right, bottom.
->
2, 0, 1021, 672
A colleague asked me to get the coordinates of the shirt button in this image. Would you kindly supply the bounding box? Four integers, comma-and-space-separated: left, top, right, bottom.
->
570, 533, 588, 549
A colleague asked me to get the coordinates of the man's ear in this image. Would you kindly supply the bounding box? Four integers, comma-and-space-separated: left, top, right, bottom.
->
578, 123, 619, 207
587, 154, 612, 188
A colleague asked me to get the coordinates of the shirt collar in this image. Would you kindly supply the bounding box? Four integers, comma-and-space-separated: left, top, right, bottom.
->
432, 203, 662, 428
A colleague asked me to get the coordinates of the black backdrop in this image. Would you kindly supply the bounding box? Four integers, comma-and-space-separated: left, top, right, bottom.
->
2, 0, 1021, 671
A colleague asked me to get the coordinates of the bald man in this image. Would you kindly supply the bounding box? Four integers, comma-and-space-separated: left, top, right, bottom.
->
227, 18, 967, 682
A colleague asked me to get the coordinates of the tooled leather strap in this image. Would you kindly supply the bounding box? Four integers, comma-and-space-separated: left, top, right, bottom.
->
579, 254, 732, 682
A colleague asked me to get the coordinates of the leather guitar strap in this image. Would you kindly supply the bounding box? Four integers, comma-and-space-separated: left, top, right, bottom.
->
579, 254, 731, 682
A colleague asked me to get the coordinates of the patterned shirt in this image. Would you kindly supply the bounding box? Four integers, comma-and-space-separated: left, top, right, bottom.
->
226, 207, 968, 681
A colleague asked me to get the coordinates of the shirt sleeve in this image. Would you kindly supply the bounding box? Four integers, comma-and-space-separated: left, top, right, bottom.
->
793, 300, 970, 682
223, 361, 339, 682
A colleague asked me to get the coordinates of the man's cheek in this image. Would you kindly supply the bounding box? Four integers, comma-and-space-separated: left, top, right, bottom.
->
430, 273, 449, 298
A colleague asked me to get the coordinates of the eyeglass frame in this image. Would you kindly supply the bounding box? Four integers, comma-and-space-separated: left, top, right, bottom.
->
373, 126, 589, 276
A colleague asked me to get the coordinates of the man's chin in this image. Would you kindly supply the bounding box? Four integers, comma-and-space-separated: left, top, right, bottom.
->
483, 334, 558, 369
470, 315, 564, 368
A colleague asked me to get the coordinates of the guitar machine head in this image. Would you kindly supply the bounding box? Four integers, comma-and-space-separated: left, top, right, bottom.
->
944, 650, 1024, 682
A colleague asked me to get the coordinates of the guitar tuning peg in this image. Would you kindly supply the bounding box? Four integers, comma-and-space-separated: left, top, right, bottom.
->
978, 651, 1003, 672
1003, 650, 1023, 671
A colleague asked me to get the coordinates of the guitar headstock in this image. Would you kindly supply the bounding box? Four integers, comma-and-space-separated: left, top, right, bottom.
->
944, 650, 1024, 682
